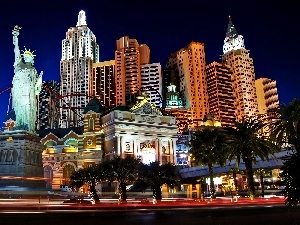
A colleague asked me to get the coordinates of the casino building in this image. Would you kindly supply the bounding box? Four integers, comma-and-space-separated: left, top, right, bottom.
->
39, 94, 178, 190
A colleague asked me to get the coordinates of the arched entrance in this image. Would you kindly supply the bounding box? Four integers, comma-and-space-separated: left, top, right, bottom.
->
44, 165, 53, 190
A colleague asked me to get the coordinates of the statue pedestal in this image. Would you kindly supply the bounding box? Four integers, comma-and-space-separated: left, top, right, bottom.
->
0, 130, 46, 191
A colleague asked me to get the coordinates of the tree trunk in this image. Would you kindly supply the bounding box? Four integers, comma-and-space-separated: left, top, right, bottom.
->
244, 159, 255, 200
201, 178, 205, 201
153, 181, 162, 201
260, 172, 265, 197
232, 169, 238, 198
89, 182, 99, 202
208, 163, 215, 199
118, 181, 127, 203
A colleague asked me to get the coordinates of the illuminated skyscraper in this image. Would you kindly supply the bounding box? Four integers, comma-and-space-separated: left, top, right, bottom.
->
166, 41, 209, 126
59, 10, 99, 128
222, 16, 259, 121
115, 36, 150, 106
206, 61, 235, 127
92, 60, 116, 109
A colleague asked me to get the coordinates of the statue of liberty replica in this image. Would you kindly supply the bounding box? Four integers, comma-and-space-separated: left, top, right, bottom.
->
11, 25, 43, 132
0, 26, 45, 191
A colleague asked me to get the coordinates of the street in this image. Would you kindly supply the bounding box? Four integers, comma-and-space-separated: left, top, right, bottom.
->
0, 196, 299, 225
0, 205, 299, 225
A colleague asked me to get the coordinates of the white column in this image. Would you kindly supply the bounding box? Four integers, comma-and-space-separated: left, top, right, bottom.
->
137, 138, 141, 159
121, 136, 126, 158
158, 138, 162, 164
155, 138, 159, 162
168, 139, 173, 163
133, 139, 137, 158
172, 138, 177, 164
116, 136, 120, 155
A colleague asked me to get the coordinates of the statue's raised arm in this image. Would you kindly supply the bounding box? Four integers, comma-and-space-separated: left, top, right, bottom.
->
12, 25, 22, 66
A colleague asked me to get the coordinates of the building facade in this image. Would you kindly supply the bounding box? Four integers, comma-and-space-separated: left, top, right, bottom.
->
92, 60, 116, 109
255, 77, 280, 136
40, 98, 105, 190
164, 84, 192, 133
166, 41, 209, 126
162, 68, 180, 106
59, 10, 99, 128
102, 93, 178, 164
255, 77, 279, 115
222, 16, 259, 121
0, 131, 44, 190
38, 80, 60, 130
140, 63, 163, 108
206, 61, 235, 127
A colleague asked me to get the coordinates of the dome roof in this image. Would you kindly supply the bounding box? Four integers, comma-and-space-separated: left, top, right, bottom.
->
84, 97, 105, 114
42, 148, 56, 154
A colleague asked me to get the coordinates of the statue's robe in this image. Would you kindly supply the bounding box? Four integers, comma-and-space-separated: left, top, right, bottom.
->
12, 62, 39, 131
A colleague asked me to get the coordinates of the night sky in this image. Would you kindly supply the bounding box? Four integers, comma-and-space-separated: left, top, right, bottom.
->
0, 0, 299, 126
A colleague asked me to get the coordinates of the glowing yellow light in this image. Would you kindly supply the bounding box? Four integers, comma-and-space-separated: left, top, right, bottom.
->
6, 136, 13, 141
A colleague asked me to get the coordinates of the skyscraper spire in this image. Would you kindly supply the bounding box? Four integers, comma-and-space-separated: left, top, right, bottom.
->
226, 15, 238, 39
77, 10, 87, 26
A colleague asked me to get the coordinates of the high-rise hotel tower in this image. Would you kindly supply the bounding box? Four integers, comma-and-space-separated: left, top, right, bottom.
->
255, 78, 279, 115
255, 77, 279, 136
166, 41, 209, 126
206, 62, 235, 127
92, 60, 116, 109
59, 10, 99, 128
115, 36, 150, 106
222, 16, 259, 121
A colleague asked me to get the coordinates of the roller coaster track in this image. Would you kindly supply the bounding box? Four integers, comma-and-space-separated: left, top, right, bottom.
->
41, 85, 99, 123
135, 86, 168, 114
0, 86, 12, 95
137, 86, 163, 105
0, 84, 165, 124
0, 84, 95, 122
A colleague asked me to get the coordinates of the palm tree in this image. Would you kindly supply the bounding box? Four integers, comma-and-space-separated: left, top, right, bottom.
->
189, 127, 229, 199
225, 118, 280, 200
270, 98, 300, 207
228, 162, 240, 198
271, 98, 300, 152
280, 152, 300, 207
106, 156, 141, 203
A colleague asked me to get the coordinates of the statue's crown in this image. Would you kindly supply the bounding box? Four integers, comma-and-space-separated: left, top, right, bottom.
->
22, 47, 36, 58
